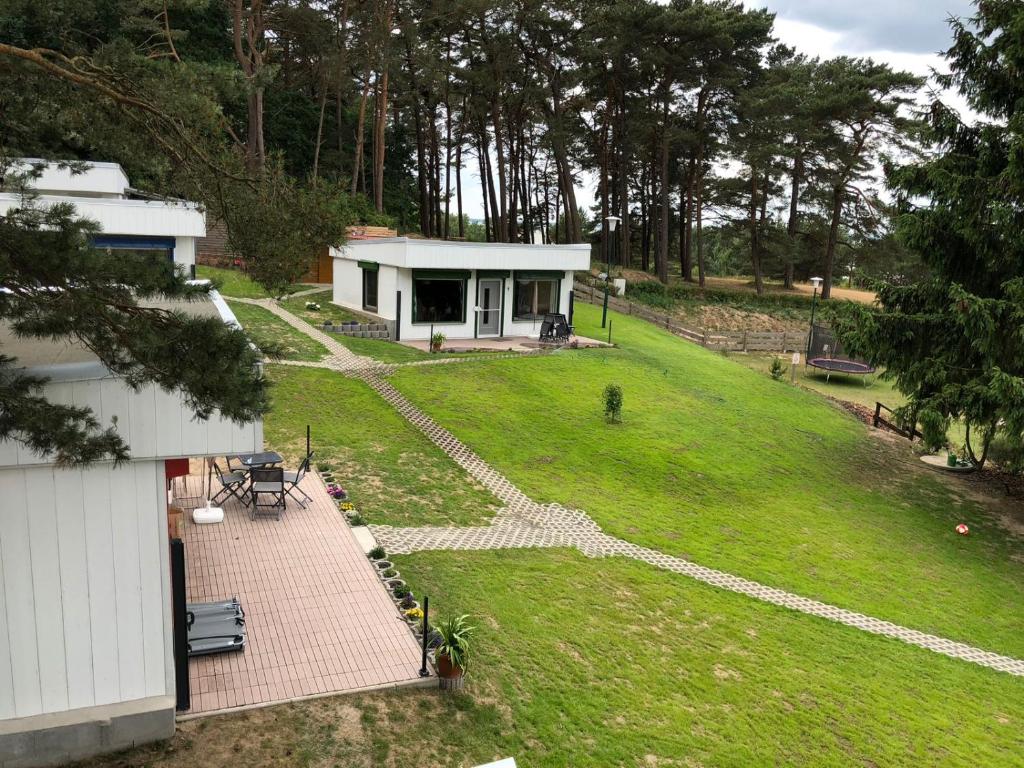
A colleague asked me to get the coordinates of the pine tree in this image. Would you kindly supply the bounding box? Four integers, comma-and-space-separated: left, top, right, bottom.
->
834, 0, 1024, 467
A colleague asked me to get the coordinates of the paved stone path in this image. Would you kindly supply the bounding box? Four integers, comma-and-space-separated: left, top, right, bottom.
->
255, 298, 1024, 678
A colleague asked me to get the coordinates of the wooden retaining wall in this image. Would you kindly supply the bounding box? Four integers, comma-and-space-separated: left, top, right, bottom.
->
573, 282, 807, 353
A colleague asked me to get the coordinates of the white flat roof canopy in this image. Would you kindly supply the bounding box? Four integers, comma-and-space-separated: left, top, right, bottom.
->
1, 158, 205, 238
0, 194, 205, 238
333, 237, 591, 272
8, 158, 130, 197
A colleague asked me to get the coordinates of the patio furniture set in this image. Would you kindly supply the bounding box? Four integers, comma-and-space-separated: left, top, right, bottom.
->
210, 450, 314, 520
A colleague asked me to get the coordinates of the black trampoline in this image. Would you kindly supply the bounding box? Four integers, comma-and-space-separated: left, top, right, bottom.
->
806, 324, 875, 384
807, 358, 876, 375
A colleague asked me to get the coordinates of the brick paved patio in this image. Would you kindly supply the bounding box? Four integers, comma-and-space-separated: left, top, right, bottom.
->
172, 468, 427, 716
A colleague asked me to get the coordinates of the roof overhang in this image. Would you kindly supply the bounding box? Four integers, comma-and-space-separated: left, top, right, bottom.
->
331, 237, 591, 272
0, 193, 206, 238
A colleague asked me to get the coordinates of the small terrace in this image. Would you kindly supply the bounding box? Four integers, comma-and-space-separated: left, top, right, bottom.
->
170, 464, 427, 716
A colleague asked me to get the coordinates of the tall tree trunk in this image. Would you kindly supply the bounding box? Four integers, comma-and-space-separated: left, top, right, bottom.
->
351, 73, 371, 194
455, 138, 464, 238
431, 118, 442, 236
681, 157, 695, 280
824, 185, 843, 300
413, 103, 429, 234
695, 175, 706, 287
508, 128, 518, 242
477, 135, 491, 241
312, 88, 327, 183
785, 150, 804, 289
491, 101, 508, 241
372, 66, 389, 213
750, 171, 764, 296
656, 102, 670, 283
481, 127, 501, 240
231, 0, 267, 171
444, 102, 452, 238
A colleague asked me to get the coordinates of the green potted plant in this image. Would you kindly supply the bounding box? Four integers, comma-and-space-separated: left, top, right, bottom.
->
435, 614, 475, 684
430, 330, 446, 352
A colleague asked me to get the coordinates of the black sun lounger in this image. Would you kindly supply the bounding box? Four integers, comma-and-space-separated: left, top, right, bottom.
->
186, 597, 247, 657
188, 633, 246, 656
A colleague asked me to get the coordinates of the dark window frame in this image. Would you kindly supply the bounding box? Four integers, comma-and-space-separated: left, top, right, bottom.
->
411, 276, 468, 325
362, 267, 379, 312
512, 277, 560, 321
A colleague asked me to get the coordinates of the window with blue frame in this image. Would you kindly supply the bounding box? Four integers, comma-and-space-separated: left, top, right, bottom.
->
91, 235, 176, 263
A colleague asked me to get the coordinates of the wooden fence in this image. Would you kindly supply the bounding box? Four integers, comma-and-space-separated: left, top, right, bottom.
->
573, 282, 807, 353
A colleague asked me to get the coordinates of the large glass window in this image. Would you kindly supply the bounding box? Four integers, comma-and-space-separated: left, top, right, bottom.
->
413, 278, 465, 323
513, 279, 558, 320
362, 268, 378, 312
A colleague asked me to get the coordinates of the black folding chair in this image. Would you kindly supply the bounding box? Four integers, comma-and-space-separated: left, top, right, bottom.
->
283, 452, 314, 508
250, 467, 286, 520
210, 461, 248, 506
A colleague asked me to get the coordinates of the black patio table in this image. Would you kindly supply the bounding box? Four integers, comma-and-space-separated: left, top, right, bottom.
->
235, 451, 284, 469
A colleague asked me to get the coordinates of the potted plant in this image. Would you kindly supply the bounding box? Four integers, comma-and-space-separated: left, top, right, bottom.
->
392, 584, 411, 600
373, 559, 393, 572
430, 331, 446, 352
399, 594, 418, 611
404, 606, 424, 625
435, 614, 475, 684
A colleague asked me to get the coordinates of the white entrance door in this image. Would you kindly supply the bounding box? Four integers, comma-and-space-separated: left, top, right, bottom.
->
477, 279, 502, 336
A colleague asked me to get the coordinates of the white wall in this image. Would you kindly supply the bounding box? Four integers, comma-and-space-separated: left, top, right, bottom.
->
331, 261, 398, 321
332, 258, 363, 314
174, 237, 196, 272
0, 460, 171, 721
0, 373, 262, 469
393, 270, 575, 341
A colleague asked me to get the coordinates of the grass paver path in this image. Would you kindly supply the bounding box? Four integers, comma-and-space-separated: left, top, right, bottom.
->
258, 298, 1024, 678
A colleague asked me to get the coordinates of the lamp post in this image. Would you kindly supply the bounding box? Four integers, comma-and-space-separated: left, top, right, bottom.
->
603, 215, 621, 329
807, 276, 823, 359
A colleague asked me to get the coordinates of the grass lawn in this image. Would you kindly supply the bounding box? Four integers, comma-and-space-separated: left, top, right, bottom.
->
227, 300, 328, 362
389, 302, 1024, 659
736, 352, 907, 411
263, 366, 496, 526
278, 289, 368, 326
77, 549, 1024, 767
276, 290, 428, 363
197, 265, 305, 299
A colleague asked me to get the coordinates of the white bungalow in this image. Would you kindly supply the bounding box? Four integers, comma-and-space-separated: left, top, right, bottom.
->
0, 159, 205, 277
330, 238, 591, 342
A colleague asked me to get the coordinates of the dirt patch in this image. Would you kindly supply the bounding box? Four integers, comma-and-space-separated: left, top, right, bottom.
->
691, 304, 805, 333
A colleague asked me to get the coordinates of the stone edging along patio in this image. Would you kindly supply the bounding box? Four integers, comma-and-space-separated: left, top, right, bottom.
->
256, 298, 1024, 679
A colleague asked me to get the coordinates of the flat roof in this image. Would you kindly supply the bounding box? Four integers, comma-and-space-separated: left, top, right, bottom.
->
6, 159, 131, 197
333, 237, 592, 271
0, 285, 237, 377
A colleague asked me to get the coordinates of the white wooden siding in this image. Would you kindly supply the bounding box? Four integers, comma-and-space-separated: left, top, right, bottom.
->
0, 461, 171, 720
0, 374, 261, 468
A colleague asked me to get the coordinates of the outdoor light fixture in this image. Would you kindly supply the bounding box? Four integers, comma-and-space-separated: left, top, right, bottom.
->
807, 277, 824, 358
602, 216, 622, 329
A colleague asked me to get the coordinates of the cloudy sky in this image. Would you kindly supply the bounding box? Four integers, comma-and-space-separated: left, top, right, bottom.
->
460, 0, 976, 221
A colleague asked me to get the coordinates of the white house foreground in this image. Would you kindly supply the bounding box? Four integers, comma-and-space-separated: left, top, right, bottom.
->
0, 289, 262, 767
0, 159, 204, 277
331, 238, 591, 342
